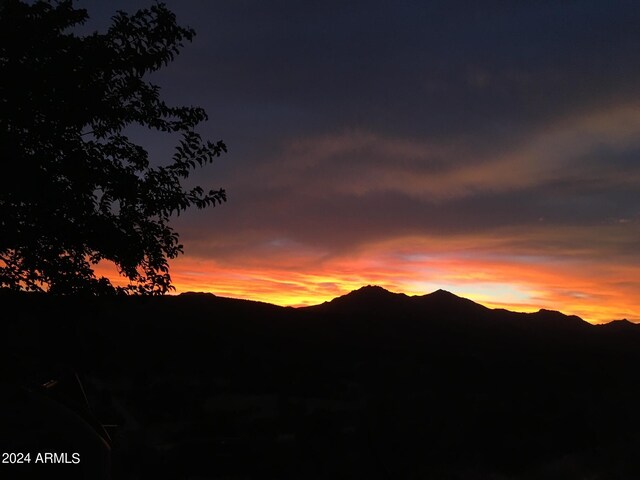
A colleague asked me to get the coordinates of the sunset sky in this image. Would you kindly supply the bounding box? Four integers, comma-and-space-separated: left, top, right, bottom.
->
83, 0, 640, 324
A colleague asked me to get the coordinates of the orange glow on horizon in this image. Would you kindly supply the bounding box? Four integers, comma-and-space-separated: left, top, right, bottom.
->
91, 226, 640, 324
166, 259, 638, 324
94, 235, 640, 325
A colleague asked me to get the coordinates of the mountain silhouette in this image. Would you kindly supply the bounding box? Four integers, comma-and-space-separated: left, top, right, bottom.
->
597, 318, 640, 331
311, 285, 408, 312
318, 285, 490, 317
1, 286, 639, 479
302, 285, 594, 336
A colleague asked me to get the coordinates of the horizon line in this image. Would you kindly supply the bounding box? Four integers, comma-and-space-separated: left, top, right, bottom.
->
172, 284, 636, 325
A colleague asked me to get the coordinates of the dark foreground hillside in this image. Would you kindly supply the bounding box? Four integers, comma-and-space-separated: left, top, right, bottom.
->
1, 287, 639, 479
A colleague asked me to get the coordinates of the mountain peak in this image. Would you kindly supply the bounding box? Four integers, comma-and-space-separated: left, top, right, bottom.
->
334, 286, 473, 309
179, 291, 217, 298
317, 285, 406, 310
598, 318, 639, 331
341, 285, 405, 302
350, 285, 394, 296
415, 288, 489, 316
308, 287, 592, 333
428, 289, 460, 299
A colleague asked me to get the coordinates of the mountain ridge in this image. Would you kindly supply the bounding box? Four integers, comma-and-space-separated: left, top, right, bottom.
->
1, 287, 639, 479
294, 285, 633, 328
176, 284, 637, 327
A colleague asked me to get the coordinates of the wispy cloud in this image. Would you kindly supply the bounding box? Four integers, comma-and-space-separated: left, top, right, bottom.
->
252, 102, 640, 202
158, 223, 640, 323
84, 0, 640, 324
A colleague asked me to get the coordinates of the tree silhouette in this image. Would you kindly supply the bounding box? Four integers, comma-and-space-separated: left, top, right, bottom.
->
0, 0, 226, 294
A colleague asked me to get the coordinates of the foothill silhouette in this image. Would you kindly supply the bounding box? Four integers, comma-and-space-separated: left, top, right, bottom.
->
1, 287, 639, 479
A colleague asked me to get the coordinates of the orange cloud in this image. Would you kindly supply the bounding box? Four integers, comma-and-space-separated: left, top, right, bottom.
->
113, 229, 637, 324
92, 102, 640, 325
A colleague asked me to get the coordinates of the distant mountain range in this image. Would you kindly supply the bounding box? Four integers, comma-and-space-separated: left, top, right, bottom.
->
168, 284, 639, 355
182, 284, 636, 330
309, 284, 635, 326
1, 285, 639, 479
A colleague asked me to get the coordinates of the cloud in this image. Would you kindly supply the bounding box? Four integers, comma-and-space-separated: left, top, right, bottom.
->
179, 99, 640, 260
153, 219, 640, 323
161, 231, 640, 323
79, 0, 640, 323
253, 102, 640, 201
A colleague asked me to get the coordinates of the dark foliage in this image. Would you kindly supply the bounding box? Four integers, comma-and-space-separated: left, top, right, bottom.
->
0, 0, 226, 294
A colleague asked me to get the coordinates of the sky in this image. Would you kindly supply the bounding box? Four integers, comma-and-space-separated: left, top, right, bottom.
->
81, 0, 640, 324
